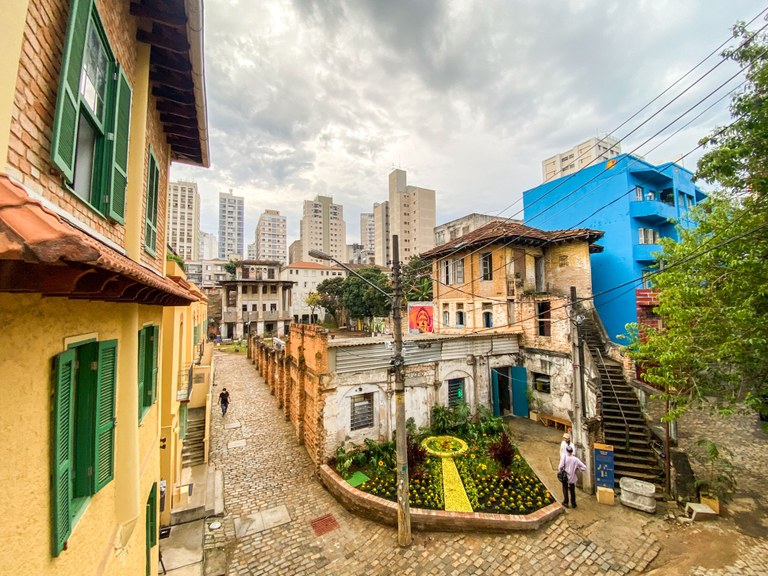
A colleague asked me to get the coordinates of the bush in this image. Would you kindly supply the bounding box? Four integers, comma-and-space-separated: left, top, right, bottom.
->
488, 432, 515, 469
407, 434, 428, 474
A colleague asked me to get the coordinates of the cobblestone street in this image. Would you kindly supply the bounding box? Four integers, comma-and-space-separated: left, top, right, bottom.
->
206, 351, 768, 575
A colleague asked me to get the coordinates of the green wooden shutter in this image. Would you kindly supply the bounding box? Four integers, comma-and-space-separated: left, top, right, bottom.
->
145, 483, 157, 576
144, 153, 159, 254
147, 325, 159, 406
138, 327, 147, 419
108, 67, 132, 223
93, 340, 117, 492
52, 350, 76, 557
50, 0, 93, 182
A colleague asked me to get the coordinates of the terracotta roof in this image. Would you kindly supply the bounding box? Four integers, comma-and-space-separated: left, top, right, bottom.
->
0, 175, 197, 306
421, 220, 604, 259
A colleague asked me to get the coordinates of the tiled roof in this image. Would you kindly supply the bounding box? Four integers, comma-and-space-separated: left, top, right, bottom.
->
0, 175, 197, 306
421, 220, 604, 259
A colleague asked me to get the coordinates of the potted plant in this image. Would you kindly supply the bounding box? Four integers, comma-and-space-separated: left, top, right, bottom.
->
527, 387, 543, 422
693, 438, 737, 515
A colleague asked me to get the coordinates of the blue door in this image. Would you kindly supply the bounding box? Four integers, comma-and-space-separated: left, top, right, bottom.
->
491, 367, 513, 417
491, 369, 501, 417
511, 366, 528, 417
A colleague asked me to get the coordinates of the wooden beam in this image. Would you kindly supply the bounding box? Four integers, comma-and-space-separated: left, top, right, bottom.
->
130, 2, 187, 27
153, 86, 195, 105
137, 28, 189, 54
150, 69, 194, 91
155, 100, 197, 117
159, 111, 196, 128
150, 48, 192, 73
164, 125, 199, 139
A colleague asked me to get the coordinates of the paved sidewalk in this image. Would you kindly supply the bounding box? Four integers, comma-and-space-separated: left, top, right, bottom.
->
207, 351, 768, 575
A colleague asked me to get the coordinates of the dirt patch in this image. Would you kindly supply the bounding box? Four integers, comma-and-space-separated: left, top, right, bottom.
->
645, 524, 741, 574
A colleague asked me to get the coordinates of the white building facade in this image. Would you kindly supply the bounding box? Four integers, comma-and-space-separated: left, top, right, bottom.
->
167, 181, 200, 260
300, 195, 347, 264
256, 209, 287, 263
218, 190, 244, 259
542, 135, 621, 182
282, 262, 348, 323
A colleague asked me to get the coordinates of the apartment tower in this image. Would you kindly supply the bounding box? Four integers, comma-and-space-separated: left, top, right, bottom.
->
256, 209, 287, 263
377, 168, 436, 263
300, 195, 346, 263
167, 181, 200, 260
218, 190, 244, 259
541, 135, 621, 182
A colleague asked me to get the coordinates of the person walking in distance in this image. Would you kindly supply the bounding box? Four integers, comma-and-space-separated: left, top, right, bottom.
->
218, 387, 231, 416
558, 444, 586, 508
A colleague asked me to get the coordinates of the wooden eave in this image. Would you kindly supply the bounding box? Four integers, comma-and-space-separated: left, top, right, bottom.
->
131, 0, 209, 167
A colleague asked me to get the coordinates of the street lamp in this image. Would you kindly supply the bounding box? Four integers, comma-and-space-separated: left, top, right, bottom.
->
308, 236, 412, 547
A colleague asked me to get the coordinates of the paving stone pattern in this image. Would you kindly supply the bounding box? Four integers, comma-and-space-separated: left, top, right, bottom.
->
208, 352, 768, 575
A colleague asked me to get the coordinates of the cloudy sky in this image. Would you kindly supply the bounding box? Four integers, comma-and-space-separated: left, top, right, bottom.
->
171, 0, 765, 247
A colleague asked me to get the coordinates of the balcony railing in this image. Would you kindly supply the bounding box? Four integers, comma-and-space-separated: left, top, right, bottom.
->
629, 200, 676, 224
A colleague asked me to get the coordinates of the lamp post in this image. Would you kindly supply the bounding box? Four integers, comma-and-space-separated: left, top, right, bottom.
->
308, 235, 411, 546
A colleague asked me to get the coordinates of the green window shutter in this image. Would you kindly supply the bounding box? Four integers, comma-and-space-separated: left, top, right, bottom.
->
148, 325, 159, 405
145, 483, 157, 576
93, 340, 117, 492
179, 403, 188, 440
144, 153, 159, 254
50, 0, 93, 182
108, 66, 132, 223
52, 350, 76, 557
146, 483, 157, 547
138, 327, 147, 419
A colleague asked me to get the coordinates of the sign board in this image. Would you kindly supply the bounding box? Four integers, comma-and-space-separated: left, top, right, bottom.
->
594, 442, 614, 489
408, 303, 434, 334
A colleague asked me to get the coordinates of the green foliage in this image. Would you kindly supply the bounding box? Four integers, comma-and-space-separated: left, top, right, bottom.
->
224, 259, 239, 278
692, 439, 738, 503
316, 276, 346, 323
625, 23, 768, 420
344, 267, 392, 322
166, 252, 186, 272
334, 444, 352, 479
304, 292, 322, 322
401, 255, 433, 301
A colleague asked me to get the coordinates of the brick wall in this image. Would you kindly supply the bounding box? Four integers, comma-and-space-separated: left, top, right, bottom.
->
8, 0, 168, 274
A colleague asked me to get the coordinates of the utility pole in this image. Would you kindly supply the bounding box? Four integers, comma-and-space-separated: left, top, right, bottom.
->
307, 239, 411, 546
391, 235, 411, 546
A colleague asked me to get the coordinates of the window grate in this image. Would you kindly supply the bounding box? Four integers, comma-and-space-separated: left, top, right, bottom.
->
350, 393, 374, 431
448, 378, 464, 407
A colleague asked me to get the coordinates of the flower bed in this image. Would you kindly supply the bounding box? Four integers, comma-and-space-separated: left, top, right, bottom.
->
333, 424, 554, 514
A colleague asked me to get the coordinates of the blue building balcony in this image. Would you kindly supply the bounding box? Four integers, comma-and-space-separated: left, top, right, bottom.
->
633, 243, 662, 263
629, 200, 677, 224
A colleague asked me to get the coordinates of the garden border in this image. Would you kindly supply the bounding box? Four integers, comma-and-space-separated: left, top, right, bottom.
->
318, 464, 564, 532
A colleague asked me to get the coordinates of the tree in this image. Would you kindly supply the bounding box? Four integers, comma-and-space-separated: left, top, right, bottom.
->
401, 255, 433, 301
626, 23, 768, 420
305, 292, 322, 323
224, 259, 239, 278
316, 276, 346, 325
343, 267, 391, 327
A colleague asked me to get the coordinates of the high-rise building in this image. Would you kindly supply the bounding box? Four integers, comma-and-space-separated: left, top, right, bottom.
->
434, 213, 521, 246
373, 201, 390, 265
288, 239, 303, 264
375, 169, 436, 264
360, 212, 375, 252
300, 195, 346, 264
541, 135, 621, 182
200, 231, 218, 260
255, 209, 287, 263
167, 181, 200, 260
218, 190, 244, 259
246, 241, 257, 260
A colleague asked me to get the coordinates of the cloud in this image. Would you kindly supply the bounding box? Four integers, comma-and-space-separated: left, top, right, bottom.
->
172, 0, 760, 245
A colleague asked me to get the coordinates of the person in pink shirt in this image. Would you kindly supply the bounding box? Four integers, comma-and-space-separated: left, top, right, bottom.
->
558, 444, 586, 508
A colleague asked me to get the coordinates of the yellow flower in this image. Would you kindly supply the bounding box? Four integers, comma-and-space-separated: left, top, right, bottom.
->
378, 460, 383, 466
470, 454, 476, 459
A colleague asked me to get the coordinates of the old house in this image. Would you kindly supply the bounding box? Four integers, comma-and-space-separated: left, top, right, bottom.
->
0, 1, 208, 574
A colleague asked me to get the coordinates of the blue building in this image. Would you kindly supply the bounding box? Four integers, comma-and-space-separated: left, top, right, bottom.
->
523, 154, 705, 342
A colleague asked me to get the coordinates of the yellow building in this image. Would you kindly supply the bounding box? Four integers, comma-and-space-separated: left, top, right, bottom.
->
160, 259, 214, 528
0, 1, 208, 575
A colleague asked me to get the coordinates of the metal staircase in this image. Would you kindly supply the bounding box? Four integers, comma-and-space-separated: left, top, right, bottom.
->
581, 315, 664, 489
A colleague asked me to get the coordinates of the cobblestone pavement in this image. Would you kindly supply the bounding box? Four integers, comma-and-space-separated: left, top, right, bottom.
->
207, 352, 768, 575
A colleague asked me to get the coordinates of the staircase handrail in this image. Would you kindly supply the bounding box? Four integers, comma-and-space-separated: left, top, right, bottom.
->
594, 346, 631, 448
